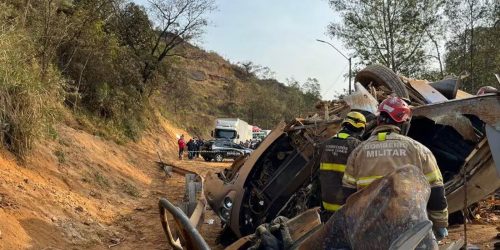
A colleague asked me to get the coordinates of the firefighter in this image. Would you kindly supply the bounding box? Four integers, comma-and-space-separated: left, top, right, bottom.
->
342, 96, 449, 240
319, 111, 366, 222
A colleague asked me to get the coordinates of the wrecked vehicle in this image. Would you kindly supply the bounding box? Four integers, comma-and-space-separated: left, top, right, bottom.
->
160, 64, 500, 249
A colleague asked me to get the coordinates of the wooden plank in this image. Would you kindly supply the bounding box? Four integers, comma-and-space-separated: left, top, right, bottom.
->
455, 90, 474, 99
286, 208, 322, 241
225, 236, 254, 250
408, 80, 448, 103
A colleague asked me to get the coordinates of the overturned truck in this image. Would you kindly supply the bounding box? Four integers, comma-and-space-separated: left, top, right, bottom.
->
159, 65, 500, 249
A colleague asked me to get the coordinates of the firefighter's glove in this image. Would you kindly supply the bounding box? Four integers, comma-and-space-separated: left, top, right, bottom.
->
434, 227, 448, 241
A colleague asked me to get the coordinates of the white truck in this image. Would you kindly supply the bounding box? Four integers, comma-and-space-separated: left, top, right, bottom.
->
213, 118, 253, 144
252, 129, 272, 140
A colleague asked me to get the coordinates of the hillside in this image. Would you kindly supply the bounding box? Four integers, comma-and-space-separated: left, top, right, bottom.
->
0, 3, 320, 247
154, 43, 321, 137
0, 113, 229, 249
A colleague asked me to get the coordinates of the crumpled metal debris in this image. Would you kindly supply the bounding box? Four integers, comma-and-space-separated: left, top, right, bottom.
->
300, 165, 438, 250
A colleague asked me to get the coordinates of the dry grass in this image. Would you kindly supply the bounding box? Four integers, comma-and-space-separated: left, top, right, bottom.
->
0, 11, 62, 157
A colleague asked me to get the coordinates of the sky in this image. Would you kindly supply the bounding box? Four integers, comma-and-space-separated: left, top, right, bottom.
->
134, 0, 349, 100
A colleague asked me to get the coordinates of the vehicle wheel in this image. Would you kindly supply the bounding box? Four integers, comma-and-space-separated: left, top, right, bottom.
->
355, 64, 409, 99
215, 154, 223, 162
203, 157, 211, 162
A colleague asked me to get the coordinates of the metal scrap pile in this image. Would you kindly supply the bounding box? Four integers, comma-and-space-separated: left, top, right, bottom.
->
314, 64, 475, 120
158, 64, 500, 250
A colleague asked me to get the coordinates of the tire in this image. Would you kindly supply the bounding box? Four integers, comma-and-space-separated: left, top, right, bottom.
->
203, 157, 211, 162
215, 154, 224, 162
355, 64, 409, 99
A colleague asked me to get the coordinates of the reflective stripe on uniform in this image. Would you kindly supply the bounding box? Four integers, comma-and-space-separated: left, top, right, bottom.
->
425, 170, 443, 184
337, 132, 350, 139
428, 209, 448, 219
343, 173, 357, 185
322, 201, 342, 212
377, 132, 388, 141
356, 175, 384, 187
320, 163, 346, 172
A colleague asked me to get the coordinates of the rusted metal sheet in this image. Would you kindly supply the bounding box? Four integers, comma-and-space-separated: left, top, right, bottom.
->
412, 94, 500, 129
204, 122, 288, 237
224, 208, 322, 250
224, 235, 254, 250
408, 80, 448, 103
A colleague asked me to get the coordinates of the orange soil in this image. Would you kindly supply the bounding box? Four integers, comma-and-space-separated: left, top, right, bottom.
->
0, 115, 498, 249
0, 116, 229, 250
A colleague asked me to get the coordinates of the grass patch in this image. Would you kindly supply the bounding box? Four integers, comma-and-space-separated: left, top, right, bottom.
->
53, 150, 65, 164
121, 181, 139, 197
93, 171, 110, 188
72, 109, 152, 145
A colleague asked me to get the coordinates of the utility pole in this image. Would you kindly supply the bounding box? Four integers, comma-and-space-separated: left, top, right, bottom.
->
316, 39, 352, 94
348, 57, 352, 94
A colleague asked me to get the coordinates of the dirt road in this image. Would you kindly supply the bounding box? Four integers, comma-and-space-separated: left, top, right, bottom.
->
94, 158, 231, 250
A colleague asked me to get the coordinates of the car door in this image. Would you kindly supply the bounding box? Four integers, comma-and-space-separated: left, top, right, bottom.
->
222, 142, 242, 159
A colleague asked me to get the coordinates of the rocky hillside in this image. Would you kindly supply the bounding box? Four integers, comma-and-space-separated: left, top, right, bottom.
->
154, 43, 321, 137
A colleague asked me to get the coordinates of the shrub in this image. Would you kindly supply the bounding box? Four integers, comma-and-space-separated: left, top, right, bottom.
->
0, 13, 62, 157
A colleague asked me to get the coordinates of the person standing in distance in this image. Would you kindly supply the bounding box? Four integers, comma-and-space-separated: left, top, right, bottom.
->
178, 134, 186, 160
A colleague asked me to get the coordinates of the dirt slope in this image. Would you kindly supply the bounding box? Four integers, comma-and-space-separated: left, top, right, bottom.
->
0, 116, 229, 250
1, 113, 498, 249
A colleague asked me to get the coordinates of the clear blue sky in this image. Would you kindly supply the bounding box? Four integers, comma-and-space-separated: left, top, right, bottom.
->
134, 0, 349, 100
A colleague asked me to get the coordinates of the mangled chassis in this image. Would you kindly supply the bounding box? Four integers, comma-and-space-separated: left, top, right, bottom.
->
160, 65, 500, 249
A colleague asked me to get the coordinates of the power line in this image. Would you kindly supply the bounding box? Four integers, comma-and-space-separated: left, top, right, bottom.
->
323, 64, 348, 99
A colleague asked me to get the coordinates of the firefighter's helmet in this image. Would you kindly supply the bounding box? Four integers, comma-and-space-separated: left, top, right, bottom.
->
378, 96, 412, 123
342, 111, 366, 129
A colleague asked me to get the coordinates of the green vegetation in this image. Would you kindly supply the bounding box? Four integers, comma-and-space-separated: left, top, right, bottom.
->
54, 149, 66, 164
6, 0, 495, 158
121, 181, 140, 197
0, 0, 320, 157
0, 4, 62, 157
93, 171, 110, 188
328, 0, 499, 88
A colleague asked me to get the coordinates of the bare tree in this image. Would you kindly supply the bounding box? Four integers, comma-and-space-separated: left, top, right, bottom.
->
143, 0, 216, 84
426, 29, 444, 78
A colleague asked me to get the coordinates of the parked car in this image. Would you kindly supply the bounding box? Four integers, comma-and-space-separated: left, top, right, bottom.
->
200, 139, 253, 162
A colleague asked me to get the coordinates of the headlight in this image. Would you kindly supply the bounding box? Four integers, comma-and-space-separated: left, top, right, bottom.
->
220, 207, 230, 222
223, 197, 233, 209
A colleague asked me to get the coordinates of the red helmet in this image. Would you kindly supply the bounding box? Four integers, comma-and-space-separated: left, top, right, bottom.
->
378, 97, 412, 123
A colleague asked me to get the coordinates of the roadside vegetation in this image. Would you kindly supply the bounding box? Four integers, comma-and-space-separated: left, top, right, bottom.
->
0, 0, 320, 157
0, 5, 62, 157
328, 0, 499, 89
0, 0, 497, 158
